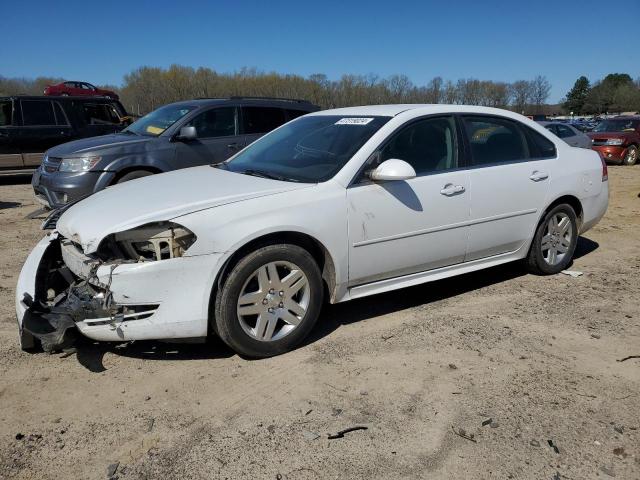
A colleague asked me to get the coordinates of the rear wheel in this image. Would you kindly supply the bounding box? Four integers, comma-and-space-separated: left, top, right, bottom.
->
60, 93, 69, 96
526, 204, 578, 275
116, 170, 154, 184
214, 244, 323, 358
622, 145, 638, 166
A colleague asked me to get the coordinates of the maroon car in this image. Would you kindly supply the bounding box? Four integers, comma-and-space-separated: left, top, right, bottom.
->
44, 81, 119, 100
588, 116, 640, 166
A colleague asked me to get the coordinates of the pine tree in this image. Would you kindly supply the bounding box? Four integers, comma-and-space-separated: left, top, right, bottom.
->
563, 76, 590, 114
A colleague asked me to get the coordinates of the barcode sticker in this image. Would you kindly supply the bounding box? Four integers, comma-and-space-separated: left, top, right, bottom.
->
335, 117, 374, 125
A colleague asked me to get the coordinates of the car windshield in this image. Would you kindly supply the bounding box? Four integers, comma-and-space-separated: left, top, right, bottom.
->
124, 104, 197, 136
593, 119, 639, 133
220, 115, 390, 182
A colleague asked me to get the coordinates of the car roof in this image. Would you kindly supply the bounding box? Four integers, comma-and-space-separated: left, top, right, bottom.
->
0, 95, 119, 102
308, 104, 534, 118
165, 97, 319, 110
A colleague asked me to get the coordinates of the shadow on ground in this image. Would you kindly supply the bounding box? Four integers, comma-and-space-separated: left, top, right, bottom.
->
69, 235, 599, 371
0, 175, 32, 186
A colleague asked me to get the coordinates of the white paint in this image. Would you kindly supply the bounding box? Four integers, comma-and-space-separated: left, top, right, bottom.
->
16, 104, 609, 344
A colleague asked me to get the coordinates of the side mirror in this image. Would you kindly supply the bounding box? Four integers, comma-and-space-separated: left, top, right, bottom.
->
176, 126, 197, 141
369, 159, 416, 181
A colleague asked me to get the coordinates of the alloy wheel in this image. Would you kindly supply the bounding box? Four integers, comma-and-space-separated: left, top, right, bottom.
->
236, 261, 310, 342
541, 212, 573, 266
624, 146, 637, 165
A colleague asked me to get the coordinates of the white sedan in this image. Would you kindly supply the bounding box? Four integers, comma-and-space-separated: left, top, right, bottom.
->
16, 105, 609, 357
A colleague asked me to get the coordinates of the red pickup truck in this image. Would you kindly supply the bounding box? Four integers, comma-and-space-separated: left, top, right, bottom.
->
588, 116, 640, 166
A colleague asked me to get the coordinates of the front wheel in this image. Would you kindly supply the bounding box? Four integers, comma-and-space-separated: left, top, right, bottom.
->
214, 244, 324, 358
526, 204, 578, 275
622, 145, 638, 166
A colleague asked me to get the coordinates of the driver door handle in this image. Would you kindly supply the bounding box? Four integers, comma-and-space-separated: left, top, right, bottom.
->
440, 184, 465, 196
529, 171, 549, 182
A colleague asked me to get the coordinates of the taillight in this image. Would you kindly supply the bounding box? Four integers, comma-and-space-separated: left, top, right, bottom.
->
601, 156, 608, 181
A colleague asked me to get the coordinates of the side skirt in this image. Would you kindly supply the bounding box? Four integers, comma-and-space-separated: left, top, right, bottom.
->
342, 246, 528, 302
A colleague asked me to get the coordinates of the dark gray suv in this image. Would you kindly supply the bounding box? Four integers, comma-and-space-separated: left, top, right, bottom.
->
32, 97, 319, 208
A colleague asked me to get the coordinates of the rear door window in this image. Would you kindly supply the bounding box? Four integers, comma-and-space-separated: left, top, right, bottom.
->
21, 100, 56, 126
82, 102, 121, 125
242, 107, 286, 134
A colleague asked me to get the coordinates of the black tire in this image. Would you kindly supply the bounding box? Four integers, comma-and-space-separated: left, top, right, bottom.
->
214, 244, 323, 358
622, 145, 638, 166
60, 93, 69, 96
526, 203, 578, 275
116, 170, 154, 184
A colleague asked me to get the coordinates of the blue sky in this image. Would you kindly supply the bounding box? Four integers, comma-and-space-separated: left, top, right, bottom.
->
1, 0, 638, 102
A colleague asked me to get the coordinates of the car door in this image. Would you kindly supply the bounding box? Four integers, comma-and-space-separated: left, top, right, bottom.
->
0, 99, 23, 170
240, 106, 288, 147
15, 99, 73, 167
347, 115, 470, 286
462, 115, 555, 261
173, 106, 239, 168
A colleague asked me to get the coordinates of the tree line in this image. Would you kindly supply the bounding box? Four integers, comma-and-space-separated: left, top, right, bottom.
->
1, 66, 552, 115
2, 66, 638, 116
563, 73, 640, 115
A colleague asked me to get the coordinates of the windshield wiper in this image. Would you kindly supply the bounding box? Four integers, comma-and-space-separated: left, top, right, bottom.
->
241, 169, 301, 182
120, 130, 138, 135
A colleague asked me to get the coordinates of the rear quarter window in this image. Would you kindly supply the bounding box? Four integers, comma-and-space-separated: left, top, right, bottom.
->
524, 126, 557, 159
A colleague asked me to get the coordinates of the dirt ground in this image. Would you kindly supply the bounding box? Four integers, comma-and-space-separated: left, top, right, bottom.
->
0, 168, 638, 480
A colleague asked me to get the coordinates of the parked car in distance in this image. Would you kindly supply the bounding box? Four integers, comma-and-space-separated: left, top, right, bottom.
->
44, 81, 119, 100
31, 97, 320, 208
538, 121, 592, 148
16, 105, 609, 357
0, 96, 129, 176
587, 116, 640, 165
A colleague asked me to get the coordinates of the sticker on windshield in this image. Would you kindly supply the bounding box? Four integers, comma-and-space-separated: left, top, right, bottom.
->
335, 117, 374, 125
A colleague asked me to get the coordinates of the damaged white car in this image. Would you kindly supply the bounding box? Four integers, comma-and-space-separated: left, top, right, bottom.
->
16, 105, 609, 357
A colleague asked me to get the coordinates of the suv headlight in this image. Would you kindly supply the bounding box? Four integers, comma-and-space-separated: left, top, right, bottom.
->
58, 156, 102, 172
97, 222, 197, 262
604, 138, 624, 146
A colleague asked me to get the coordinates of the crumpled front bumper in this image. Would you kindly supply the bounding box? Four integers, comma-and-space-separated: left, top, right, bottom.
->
16, 233, 224, 351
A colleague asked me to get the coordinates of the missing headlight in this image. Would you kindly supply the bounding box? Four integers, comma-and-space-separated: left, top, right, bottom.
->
98, 222, 196, 262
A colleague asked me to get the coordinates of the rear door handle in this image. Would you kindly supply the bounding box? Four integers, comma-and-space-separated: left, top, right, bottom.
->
529, 171, 549, 182
440, 184, 465, 196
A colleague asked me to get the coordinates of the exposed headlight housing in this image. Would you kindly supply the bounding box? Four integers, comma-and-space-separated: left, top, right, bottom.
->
97, 222, 197, 262
58, 156, 102, 172
604, 138, 624, 146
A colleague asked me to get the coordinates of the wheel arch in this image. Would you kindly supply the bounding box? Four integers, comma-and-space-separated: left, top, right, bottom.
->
110, 165, 162, 184
539, 194, 584, 230
208, 231, 338, 332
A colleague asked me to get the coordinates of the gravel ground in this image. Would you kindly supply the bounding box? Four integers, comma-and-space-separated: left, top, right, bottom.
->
0, 167, 638, 480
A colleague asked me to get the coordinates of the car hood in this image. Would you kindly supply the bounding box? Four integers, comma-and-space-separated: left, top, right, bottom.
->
56, 166, 312, 253
47, 133, 152, 157
587, 131, 628, 139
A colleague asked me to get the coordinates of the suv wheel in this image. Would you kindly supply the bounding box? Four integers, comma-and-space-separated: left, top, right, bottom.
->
623, 145, 638, 166
526, 204, 578, 275
214, 244, 323, 358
